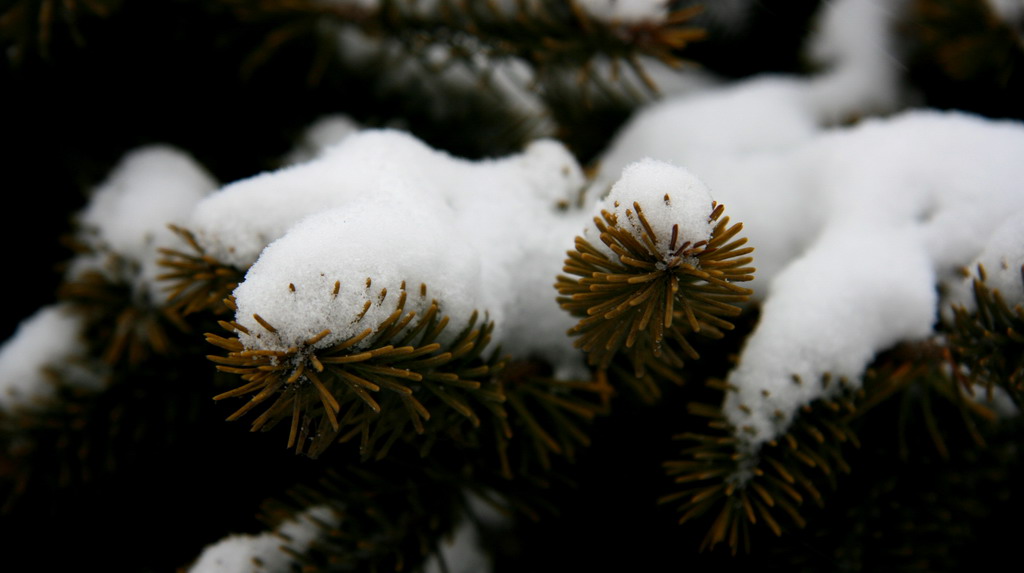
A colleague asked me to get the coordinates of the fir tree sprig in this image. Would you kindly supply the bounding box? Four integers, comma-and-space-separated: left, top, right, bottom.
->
219, 0, 705, 95
556, 199, 754, 401
661, 376, 860, 554
157, 224, 245, 316
487, 359, 612, 480
58, 257, 190, 366
207, 281, 506, 459
857, 340, 1000, 461
0, 0, 123, 64
769, 345, 1020, 572
662, 335, 1011, 555
948, 263, 1024, 410
258, 462, 466, 573
0, 353, 214, 514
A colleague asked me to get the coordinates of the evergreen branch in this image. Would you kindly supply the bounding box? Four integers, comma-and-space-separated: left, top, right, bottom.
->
157, 224, 244, 316
0, 355, 208, 514
663, 336, 1010, 555
0, 0, 123, 64
487, 359, 612, 480
219, 0, 705, 96
556, 200, 754, 401
948, 263, 1024, 409
208, 281, 507, 459
766, 346, 1020, 572
260, 463, 465, 573
59, 260, 191, 366
661, 377, 860, 554
857, 341, 1001, 461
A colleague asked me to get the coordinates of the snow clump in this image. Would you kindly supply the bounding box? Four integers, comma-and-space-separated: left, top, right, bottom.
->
190, 129, 590, 375
188, 506, 339, 573
0, 305, 102, 412
588, 0, 1024, 452
69, 145, 218, 305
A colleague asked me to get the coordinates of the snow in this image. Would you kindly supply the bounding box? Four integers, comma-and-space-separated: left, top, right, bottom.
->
232, 191, 483, 352
1, 0, 1020, 568
0, 304, 101, 412
988, 0, 1024, 45
805, 0, 907, 123
989, 0, 1024, 19
589, 0, 1024, 450
281, 114, 361, 166
725, 224, 937, 447
687, 0, 754, 35
592, 76, 819, 187
198, 129, 589, 374
188, 506, 338, 573
591, 158, 716, 260
969, 209, 1024, 305
71, 145, 217, 305
964, 381, 1021, 420
946, 208, 1024, 313
590, 75, 825, 292
329, 20, 554, 140
576, 0, 668, 23
600, 99, 1024, 449
212, 32, 1024, 454
422, 519, 491, 573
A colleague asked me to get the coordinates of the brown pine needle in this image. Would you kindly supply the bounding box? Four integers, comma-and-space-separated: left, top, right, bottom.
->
206, 280, 504, 458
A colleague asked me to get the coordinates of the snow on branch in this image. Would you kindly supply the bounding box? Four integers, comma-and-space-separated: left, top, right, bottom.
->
0, 304, 102, 413
597, 76, 1024, 452
557, 159, 754, 400
191, 129, 609, 455
68, 145, 217, 306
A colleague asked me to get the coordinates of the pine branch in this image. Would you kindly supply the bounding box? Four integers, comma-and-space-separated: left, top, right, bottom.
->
484, 359, 612, 480
0, 0, 123, 64
661, 376, 860, 554
58, 226, 200, 367
58, 264, 192, 366
556, 199, 754, 401
948, 263, 1024, 410
208, 281, 507, 459
158, 224, 245, 317
0, 354, 211, 513
857, 341, 1000, 461
259, 462, 466, 573
662, 335, 1011, 555
219, 0, 705, 93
